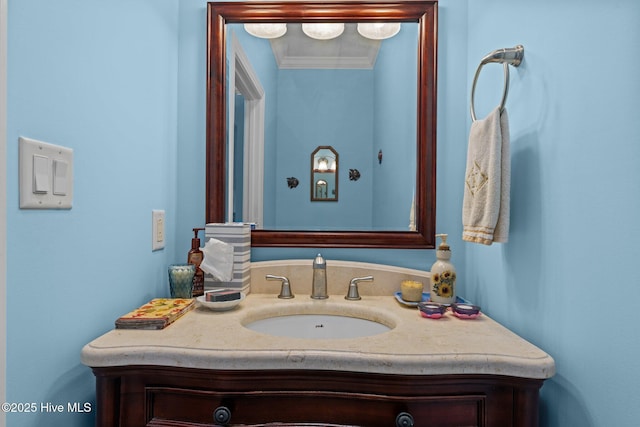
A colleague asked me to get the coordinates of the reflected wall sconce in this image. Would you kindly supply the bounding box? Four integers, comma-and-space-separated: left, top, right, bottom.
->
244, 23, 287, 39
315, 156, 336, 172
317, 157, 330, 171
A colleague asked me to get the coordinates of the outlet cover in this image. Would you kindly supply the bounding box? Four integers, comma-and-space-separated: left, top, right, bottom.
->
152, 210, 165, 251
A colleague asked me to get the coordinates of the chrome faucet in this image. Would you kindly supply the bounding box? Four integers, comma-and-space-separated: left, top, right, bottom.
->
311, 253, 328, 299
345, 276, 374, 300
266, 274, 294, 299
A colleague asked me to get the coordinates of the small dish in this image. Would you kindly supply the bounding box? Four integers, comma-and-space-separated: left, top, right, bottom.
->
417, 302, 447, 319
394, 291, 429, 306
451, 303, 481, 319
394, 292, 471, 307
197, 292, 245, 311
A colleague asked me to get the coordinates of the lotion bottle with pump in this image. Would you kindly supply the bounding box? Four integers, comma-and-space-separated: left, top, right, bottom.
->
188, 228, 205, 297
429, 234, 457, 304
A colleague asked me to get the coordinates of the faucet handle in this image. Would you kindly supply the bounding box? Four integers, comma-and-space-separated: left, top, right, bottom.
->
345, 276, 373, 301
266, 274, 294, 299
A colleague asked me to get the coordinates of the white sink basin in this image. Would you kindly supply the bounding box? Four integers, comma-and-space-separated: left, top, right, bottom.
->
245, 314, 391, 339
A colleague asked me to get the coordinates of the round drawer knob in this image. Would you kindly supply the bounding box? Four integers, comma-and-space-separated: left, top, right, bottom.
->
396, 411, 414, 427
213, 406, 231, 425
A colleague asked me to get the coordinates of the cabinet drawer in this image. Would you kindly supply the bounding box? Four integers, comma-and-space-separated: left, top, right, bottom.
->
146, 387, 485, 426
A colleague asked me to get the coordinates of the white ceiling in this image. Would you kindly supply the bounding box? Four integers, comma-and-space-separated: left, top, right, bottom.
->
269, 23, 381, 69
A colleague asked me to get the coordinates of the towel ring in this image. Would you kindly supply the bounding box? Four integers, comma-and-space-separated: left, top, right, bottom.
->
470, 45, 524, 122
470, 62, 510, 122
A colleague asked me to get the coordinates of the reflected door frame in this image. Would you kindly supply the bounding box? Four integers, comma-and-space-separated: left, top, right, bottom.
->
228, 32, 265, 228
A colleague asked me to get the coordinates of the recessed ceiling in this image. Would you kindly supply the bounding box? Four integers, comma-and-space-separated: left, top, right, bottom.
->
269, 23, 381, 69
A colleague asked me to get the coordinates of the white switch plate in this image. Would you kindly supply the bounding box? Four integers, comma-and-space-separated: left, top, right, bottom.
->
152, 210, 165, 251
19, 137, 73, 209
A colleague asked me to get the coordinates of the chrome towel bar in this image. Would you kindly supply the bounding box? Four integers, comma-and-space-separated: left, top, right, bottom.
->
470, 45, 524, 122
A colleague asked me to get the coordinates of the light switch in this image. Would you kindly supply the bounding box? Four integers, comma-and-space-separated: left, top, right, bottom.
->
53, 159, 68, 195
19, 136, 73, 209
33, 154, 49, 194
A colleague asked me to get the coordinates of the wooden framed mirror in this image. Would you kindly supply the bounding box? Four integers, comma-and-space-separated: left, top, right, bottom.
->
206, 1, 437, 248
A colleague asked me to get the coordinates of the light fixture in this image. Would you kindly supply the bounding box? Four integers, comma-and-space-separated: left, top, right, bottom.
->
243, 23, 287, 39
302, 23, 345, 40
357, 22, 401, 40
317, 157, 329, 171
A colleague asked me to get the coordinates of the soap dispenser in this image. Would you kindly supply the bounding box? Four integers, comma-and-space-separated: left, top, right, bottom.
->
188, 228, 205, 297
429, 234, 457, 304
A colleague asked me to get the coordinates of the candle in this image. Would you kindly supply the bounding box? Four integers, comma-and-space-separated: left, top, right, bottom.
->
168, 264, 196, 298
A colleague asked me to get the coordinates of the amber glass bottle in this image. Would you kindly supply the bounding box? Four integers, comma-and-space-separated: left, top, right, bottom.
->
188, 228, 205, 297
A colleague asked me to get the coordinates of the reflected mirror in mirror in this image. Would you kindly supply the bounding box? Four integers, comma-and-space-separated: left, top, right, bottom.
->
311, 146, 338, 202
207, 2, 438, 248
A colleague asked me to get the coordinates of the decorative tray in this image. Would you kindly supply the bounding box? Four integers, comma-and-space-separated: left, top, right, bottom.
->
393, 291, 469, 307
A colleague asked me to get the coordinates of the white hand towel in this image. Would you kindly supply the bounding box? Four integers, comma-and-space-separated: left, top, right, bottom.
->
462, 106, 510, 245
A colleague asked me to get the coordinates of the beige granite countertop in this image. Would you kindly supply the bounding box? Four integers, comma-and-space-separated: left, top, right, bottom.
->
81, 293, 555, 379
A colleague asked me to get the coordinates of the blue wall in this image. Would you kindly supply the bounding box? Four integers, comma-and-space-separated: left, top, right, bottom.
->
233, 94, 245, 221
462, 0, 640, 425
4, 0, 640, 426
6, 0, 180, 426
372, 23, 418, 230
275, 68, 374, 229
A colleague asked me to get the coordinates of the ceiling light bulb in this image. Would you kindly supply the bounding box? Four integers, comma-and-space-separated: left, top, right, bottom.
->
302, 23, 345, 40
357, 22, 401, 40
244, 23, 287, 39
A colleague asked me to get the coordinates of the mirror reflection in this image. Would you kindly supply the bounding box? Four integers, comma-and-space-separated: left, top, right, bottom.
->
311, 146, 338, 201
227, 22, 417, 231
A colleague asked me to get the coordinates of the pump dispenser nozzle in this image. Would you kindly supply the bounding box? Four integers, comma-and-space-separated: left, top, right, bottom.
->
192, 228, 205, 249
436, 233, 450, 251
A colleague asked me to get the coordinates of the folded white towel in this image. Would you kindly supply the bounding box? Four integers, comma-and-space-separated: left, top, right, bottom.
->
462, 106, 510, 245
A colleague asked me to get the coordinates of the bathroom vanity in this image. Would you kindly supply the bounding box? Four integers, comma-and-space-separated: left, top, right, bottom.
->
82, 261, 555, 427
81, 0, 556, 422
88, 366, 547, 427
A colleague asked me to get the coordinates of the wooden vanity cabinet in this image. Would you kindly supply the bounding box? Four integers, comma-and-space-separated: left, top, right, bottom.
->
92, 366, 543, 427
